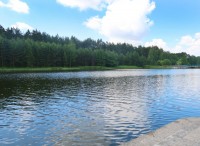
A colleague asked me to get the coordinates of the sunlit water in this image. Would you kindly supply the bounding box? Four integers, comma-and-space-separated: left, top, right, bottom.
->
1, 69, 200, 146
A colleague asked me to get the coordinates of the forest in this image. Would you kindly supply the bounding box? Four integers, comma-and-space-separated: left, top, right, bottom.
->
0, 25, 200, 68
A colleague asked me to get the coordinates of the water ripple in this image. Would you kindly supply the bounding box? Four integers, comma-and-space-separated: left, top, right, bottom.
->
1, 69, 200, 145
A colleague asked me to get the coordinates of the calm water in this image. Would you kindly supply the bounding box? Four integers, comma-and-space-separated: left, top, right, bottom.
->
1, 69, 200, 146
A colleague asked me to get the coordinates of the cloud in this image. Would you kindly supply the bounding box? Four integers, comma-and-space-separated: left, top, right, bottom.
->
0, 1, 4, 7
84, 0, 155, 44
57, 0, 155, 44
146, 33, 200, 56
0, 0, 29, 14
84, 16, 102, 30
11, 22, 34, 32
56, 0, 107, 11
145, 39, 168, 49
174, 33, 200, 56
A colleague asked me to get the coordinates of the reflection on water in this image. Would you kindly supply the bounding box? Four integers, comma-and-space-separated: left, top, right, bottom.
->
1, 69, 200, 146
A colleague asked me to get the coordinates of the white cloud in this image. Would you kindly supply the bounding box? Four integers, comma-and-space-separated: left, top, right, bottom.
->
146, 33, 200, 56
0, 1, 4, 7
84, 16, 102, 30
57, 0, 155, 44
11, 22, 34, 32
174, 33, 200, 56
195, 33, 200, 39
145, 39, 168, 49
84, 0, 155, 44
179, 35, 194, 46
0, 0, 29, 14
56, 0, 107, 11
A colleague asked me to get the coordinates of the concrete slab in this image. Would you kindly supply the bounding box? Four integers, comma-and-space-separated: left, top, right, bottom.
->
121, 118, 200, 146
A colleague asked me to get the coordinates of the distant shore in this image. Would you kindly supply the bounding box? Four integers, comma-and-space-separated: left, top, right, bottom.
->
0, 66, 176, 73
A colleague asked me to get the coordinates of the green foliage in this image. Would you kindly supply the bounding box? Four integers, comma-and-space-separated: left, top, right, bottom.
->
158, 59, 172, 66
176, 54, 189, 65
105, 51, 118, 67
147, 47, 162, 65
0, 24, 199, 68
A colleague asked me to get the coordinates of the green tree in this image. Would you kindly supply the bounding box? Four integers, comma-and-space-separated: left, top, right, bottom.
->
0, 36, 4, 66
158, 59, 171, 66
105, 51, 118, 67
67, 42, 77, 67
25, 39, 34, 67
176, 56, 189, 65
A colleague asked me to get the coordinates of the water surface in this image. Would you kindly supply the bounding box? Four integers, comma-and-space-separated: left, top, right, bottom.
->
1, 69, 200, 145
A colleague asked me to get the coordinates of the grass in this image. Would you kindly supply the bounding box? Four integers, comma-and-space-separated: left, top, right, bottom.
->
144, 65, 173, 69
0, 65, 174, 73
114, 65, 142, 69
0, 66, 113, 73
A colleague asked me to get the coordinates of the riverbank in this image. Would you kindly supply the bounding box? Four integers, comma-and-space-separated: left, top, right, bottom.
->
0, 66, 172, 73
121, 118, 200, 146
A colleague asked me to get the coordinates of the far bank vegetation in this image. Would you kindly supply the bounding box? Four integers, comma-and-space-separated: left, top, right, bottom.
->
0, 25, 200, 68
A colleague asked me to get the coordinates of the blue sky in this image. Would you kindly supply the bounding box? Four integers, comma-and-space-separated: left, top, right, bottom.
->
0, 0, 200, 55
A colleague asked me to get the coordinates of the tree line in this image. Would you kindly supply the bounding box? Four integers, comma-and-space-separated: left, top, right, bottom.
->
0, 25, 200, 68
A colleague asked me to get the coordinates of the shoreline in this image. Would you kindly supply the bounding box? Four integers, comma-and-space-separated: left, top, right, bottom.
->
1, 65, 199, 73
0, 66, 174, 73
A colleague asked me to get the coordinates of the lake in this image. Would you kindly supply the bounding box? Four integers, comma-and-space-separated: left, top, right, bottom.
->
1, 69, 200, 146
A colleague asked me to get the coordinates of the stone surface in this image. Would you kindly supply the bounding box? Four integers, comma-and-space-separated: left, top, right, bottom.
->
121, 118, 200, 146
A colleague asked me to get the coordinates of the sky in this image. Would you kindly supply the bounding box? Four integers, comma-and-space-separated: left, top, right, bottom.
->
0, 0, 200, 56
